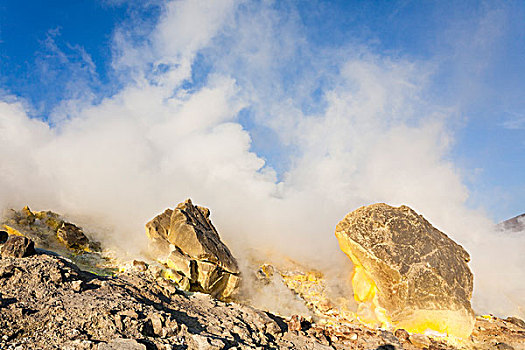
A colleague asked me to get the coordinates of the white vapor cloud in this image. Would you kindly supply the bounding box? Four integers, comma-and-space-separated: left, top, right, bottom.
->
0, 0, 523, 319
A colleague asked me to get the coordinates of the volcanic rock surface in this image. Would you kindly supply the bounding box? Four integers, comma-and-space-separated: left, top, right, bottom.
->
335, 203, 475, 338
498, 213, 525, 233
1, 249, 523, 350
1, 204, 524, 349
0, 251, 426, 350
146, 199, 240, 300
1, 235, 36, 258
1, 206, 98, 254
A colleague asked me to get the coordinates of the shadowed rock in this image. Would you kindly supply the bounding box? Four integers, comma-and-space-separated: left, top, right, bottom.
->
56, 222, 90, 250
0, 230, 8, 244
335, 203, 475, 338
146, 199, 240, 300
1, 235, 36, 258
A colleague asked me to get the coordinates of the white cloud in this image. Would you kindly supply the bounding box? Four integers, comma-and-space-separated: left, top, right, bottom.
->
502, 113, 525, 130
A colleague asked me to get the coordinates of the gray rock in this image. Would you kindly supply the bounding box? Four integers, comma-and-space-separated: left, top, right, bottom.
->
98, 338, 146, 350
505, 316, 525, 329
495, 343, 515, 350
498, 213, 525, 233
335, 203, 475, 338
168, 200, 238, 274
1, 235, 36, 258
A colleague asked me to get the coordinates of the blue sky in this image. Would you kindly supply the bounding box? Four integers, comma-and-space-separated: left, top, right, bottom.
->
0, 0, 524, 222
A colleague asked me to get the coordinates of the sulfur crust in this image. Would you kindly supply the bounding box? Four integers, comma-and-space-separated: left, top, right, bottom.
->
3, 225, 26, 237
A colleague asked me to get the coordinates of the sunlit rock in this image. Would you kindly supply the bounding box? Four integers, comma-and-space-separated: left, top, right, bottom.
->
1, 206, 98, 253
335, 203, 475, 338
1, 235, 36, 258
145, 199, 240, 300
145, 208, 173, 254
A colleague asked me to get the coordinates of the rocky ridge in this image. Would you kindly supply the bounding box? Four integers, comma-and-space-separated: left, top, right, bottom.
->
498, 213, 525, 233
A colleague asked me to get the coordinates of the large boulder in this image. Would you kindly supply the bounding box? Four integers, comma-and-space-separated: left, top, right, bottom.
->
145, 199, 240, 300
335, 203, 475, 338
1, 235, 36, 258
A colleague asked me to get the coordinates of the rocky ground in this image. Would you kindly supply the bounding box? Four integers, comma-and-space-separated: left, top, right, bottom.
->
1, 251, 524, 350
1, 204, 524, 350
0, 252, 424, 350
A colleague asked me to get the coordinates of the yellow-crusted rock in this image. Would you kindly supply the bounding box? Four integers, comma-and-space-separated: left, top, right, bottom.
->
335, 203, 475, 338
145, 199, 240, 300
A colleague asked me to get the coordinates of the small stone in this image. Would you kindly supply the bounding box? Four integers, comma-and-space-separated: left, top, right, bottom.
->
190, 334, 225, 350
119, 309, 139, 319
1, 236, 36, 258
71, 280, 83, 292
149, 313, 164, 336
97, 338, 146, 350
409, 333, 431, 348
394, 329, 410, 342
287, 315, 304, 332
63, 340, 93, 350
132, 260, 147, 272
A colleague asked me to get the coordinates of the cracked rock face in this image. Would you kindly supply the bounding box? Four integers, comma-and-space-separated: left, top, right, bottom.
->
146, 199, 240, 300
1, 235, 36, 258
335, 203, 475, 338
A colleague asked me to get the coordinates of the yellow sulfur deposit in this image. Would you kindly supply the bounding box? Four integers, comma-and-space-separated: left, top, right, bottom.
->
351, 264, 390, 328
352, 265, 376, 302
3, 224, 26, 237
